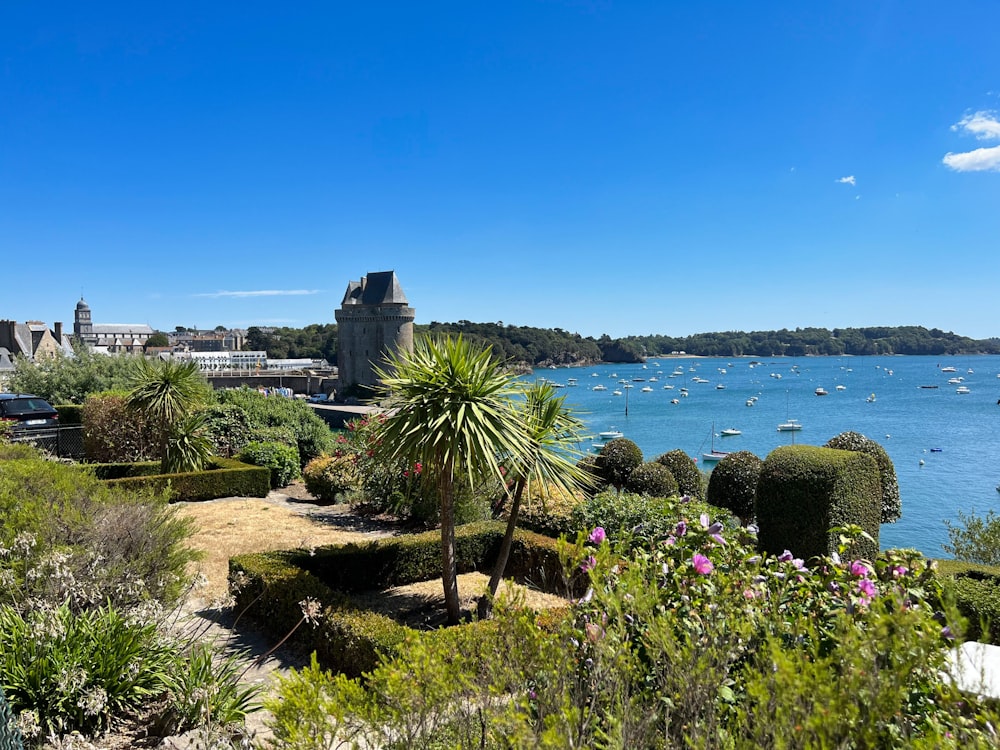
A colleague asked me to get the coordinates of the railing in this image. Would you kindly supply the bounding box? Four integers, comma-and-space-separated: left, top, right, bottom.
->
8, 425, 85, 459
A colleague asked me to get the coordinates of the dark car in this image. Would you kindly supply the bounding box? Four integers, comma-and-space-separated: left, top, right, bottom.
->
0, 393, 60, 433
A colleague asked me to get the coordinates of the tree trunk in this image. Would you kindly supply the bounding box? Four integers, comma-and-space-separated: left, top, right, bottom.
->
439, 467, 462, 625
478, 478, 526, 620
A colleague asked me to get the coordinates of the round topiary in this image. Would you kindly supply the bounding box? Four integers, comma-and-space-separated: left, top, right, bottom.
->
596, 438, 644, 490
238, 441, 301, 489
625, 462, 679, 498
706, 450, 762, 524
654, 449, 704, 500
303, 454, 360, 503
825, 431, 901, 523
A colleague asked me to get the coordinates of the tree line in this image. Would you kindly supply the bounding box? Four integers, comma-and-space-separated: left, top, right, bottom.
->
242, 322, 1000, 365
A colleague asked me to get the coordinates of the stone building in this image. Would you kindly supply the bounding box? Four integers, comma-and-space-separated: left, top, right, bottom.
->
73, 298, 154, 353
334, 270, 415, 392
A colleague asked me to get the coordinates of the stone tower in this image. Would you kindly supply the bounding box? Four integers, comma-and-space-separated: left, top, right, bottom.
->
334, 271, 415, 391
73, 297, 94, 344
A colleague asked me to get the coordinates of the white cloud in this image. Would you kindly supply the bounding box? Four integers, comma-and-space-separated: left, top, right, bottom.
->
193, 289, 321, 299
943, 110, 1000, 172
951, 111, 1000, 140
942, 145, 1000, 172
835, 175, 856, 186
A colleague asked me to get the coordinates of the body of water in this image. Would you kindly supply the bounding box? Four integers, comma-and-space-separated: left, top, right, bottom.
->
528, 355, 1000, 557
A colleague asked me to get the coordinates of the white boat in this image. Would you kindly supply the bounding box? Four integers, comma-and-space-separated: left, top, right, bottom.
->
716, 384, 726, 390
777, 420, 803, 432
815, 387, 829, 396
746, 399, 754, 407
598, 430, 624, 441
692, 377, 710, 383
701, 423, 729, 464
641, 386, 653, 392
670, 398, 679, 404
613, 390, 623, 396
941, 366, 957, 373
592, 384, 607, 391
956, 386, 971, 395
836, 385, 847, 391
663, 384, 675, 390
720, 428, 741, 436
567, 378, 578, 386
866, 393, 876, 403
947, 377, 964, 384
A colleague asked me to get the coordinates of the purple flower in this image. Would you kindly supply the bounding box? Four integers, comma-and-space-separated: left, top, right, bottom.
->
850, 560, 870, 578
941, 625, 956, 641
891, 565, 908, 578
588, 526, 606, 545
581, 555, 597, 572
679, 494, 692, 504
700, 513, 710, 529
747, 523, 759, 534
711, 533, 727, 546
665, 535, 676, 546
778, 550, 794, 563
692, 553, 714, 575
707, 520, 724, 535
856, 578, 877, 601
674, 520, 687, 537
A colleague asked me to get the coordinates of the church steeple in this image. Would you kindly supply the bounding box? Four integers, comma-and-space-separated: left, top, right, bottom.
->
74, 297, 93, 341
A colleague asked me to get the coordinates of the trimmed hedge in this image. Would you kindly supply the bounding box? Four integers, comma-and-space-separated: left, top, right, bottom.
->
229, 521, 578, 676
101, 457, 270, 502
756, 445, 881, 562
935, 560, 1000, 644
706, 450, 763, 524
654, 450, 704, 500
54, 404, 83, 425
89, 461, 164, 480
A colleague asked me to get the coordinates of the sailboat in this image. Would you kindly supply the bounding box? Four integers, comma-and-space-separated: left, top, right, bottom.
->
777, 390, 802, 432
701, 422, 729, 464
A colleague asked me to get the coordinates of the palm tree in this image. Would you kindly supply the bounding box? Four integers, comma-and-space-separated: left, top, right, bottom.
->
126, 357, 211, 472
478, 380, 590, 619
375, 335, 531, 625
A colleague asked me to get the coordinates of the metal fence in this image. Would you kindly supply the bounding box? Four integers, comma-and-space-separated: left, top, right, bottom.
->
8, 425, 85, 459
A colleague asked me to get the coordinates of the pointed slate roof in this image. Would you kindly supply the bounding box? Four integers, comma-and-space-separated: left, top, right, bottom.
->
341, 271, 409, 306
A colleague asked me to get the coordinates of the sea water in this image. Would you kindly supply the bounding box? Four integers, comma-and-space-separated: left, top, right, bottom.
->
527, 355, 1000, 557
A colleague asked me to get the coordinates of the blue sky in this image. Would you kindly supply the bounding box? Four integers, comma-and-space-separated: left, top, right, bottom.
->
3, 2, 999, 339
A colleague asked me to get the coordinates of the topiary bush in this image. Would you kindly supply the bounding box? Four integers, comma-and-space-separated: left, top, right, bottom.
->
198, 402, 255, 458
238, 441, 301, 489
756, 445, 881, 562
595, 438, 643, 490
825, 431, 901, 524
654, 449, 704, 499
707, 450, 763, 524
625, 462, 679, 498
303, 455, 360, 503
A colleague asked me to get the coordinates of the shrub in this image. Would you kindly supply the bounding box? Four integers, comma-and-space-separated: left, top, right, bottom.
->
0, 603, 176, 737
594, 438, 643, 490
238, 441, 301, 489
163, 412, 215, 474
825, 431, 901, 523
944, 509, 1000, 566
0, 457, 198, 609
81, 391, 158, 463
654, 449, 704, 499
302, 455, 360, 503
625, 461, 679, 497
937, 561, 1000, 644
575, 453, 607, 496
198, 402, 255, 458
216, 388, 335, 465
54, 404, 83, 425
706, 450, 762, 523
756, 445, 881, 561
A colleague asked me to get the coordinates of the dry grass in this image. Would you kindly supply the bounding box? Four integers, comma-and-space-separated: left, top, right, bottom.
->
174, 496, 388, 603
174, 490, 569, 621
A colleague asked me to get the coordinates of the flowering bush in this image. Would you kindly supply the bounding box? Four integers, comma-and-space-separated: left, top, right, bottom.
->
302, 455, 360, 504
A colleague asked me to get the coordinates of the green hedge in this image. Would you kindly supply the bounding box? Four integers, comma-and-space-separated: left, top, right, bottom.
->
756, 445, 881, 562
292, 521, 570, 595
101, 457, 270, 502
89, 461, 164, 480
54, 403, 83, 425
936, 560, 1000, 644
229, 522, 576, 676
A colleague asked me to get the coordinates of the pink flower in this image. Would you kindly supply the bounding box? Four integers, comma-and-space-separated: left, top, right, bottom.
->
856, 578, 877, 601
850, 560, 870, 578
588, 527, 607, 545
692, 553, 714, 575
581, 555, 597, 572
585, 622, 604, 643
892, 565, 908, 578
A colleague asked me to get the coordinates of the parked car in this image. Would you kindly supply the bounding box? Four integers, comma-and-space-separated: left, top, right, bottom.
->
307, 393, 329, 404
0, 393, 60, 433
